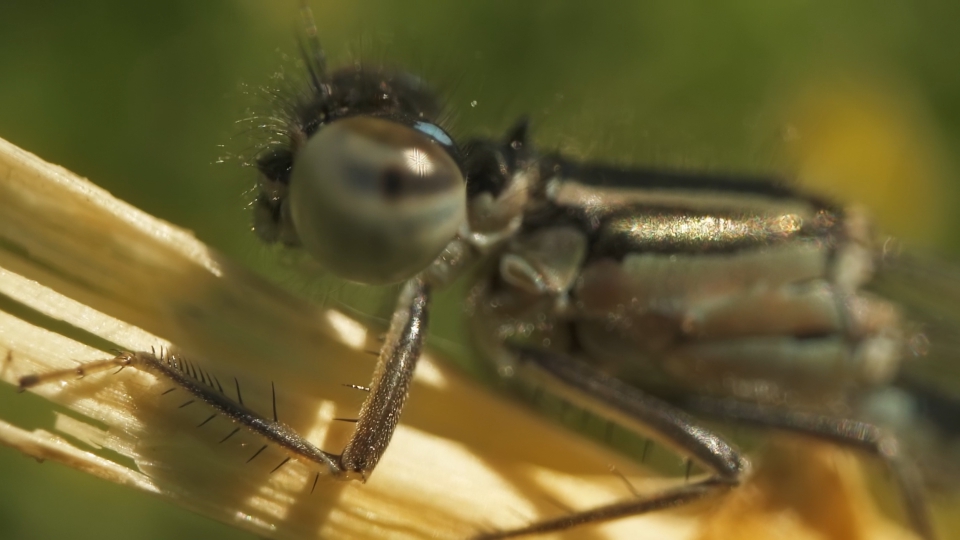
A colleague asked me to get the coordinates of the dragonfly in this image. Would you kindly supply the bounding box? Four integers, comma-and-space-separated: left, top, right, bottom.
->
15, 5, 958, 540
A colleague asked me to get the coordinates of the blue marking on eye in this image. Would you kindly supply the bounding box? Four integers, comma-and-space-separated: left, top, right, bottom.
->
414, 121, 453, 147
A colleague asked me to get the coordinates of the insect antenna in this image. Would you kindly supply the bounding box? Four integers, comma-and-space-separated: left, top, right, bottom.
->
296, 0, 327, 94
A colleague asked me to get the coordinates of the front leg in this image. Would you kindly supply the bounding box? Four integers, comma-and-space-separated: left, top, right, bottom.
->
340, 277, 431, 479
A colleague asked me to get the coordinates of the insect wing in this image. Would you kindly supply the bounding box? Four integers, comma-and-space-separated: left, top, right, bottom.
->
870, 250, 960, 490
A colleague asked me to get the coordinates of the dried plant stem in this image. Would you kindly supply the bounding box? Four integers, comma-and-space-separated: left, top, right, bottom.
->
0, 136, 918, 539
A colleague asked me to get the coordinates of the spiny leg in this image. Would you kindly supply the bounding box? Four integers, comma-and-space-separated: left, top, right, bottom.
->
478, 347, 749, 539
19, 275, 431, 484
339, 277, 430, 479
682, 396, 935, 540
18, 350, 344, 477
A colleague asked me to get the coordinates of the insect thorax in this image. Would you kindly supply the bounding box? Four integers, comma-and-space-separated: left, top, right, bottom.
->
249, 58, 906, 410
465, 141, 905, 410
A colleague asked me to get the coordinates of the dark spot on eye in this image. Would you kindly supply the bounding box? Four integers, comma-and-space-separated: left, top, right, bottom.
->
380, 167, 405, 199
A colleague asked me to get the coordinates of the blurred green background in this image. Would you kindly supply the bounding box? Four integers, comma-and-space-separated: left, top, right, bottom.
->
1, 0, 959, 538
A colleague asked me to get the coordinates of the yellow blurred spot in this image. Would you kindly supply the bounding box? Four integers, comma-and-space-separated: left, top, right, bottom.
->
783, 80, 949, 247
697, 438, 919, 540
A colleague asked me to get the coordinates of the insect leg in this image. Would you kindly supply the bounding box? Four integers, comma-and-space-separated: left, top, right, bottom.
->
339, 277, 430, 479
18, 355, 136, 390
475, 476, 728, 540
479, 347, 749, 538
682, 396, 935, 540
19, 350, 345, 476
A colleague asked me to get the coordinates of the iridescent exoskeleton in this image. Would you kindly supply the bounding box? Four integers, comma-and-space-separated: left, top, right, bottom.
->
240, 8, 960, 539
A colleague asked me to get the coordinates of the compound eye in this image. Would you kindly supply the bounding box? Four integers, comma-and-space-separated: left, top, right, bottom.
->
289, 116, 465, 284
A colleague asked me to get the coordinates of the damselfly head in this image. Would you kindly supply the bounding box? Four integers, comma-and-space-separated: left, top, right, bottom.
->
251, 19, 466, 285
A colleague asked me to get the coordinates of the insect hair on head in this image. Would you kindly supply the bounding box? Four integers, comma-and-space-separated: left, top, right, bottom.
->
236, 6, 465, 317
